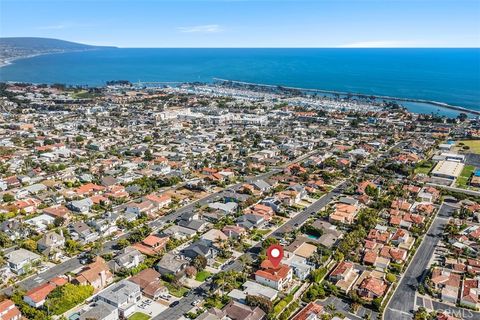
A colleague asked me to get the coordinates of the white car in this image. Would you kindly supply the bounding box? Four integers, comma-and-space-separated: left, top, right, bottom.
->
191, 299, 201, 306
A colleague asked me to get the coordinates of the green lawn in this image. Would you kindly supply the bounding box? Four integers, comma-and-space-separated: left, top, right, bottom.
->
414, 161, 434, 175
129, 312, 150, 320
457, 165, 475, 188
457, 140, 480, 154
164, 282, 189, 297
195, 270, 212, 282
71, 90, 101, 99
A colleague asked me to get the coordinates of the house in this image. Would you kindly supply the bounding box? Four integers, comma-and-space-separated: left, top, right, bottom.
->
260, 197, 282, 213
125, 200, 156, 217
37, 231, 65, 256
129, 268, 168, 300
367, 229, 391, 244
13, 198, 41, 213
69, 221, 99, 243
144, 193, 172, 209
23, 277, 67, 308
357, 181, 376, 195
0, 299, 22, 320
0, 219, 29, 241
68, 198, 94, 213
430, 267, 461, 304
25, 214, 55, 232
73, 257, 113, 291
43, 205, 70, 221
311, 220, 343, 248
88, 217, 118, 237
251, 180, 271, 193
460, 279, 480, 309
79, 301, 118, 320
201, 229, 228, 245
96, 279, 142, 319
236, 214, 265, 229
222, 225, 247, 239
132, 235, 168, 256
220, 300, 266, 320
223, 191, 250, 204
245, 204, 274, 221
182, 239, 218, 260
391, 199, 413, 212
282, 254, 314, 280
357, 277, 388, 300
329, 261, 359, 293
108, 247, 145, 273
155, 253, 189, 276
254, 260, 293, 291
329, 203, 359, 225
208, 202, 238, 214
228, 280, 278, 303
285, 241, 317, 260
391, 228, 415, 250
418, 186, 440, 203
74, 183, 105, 196
5, 248, 41, 275
291, 302, 324, 320
379, 246, 407, 264
178, 218, 209, 233
162, 225, 197, 240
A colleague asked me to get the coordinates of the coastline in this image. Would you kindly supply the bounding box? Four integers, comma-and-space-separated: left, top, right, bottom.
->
1, 52, 477, 117
213, 78, 480, 116
0, 48, 110, 68
0, 53, 48, 68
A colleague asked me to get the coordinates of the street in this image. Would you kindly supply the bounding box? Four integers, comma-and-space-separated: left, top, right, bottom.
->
384, 204, 454, 320
152, 181, 348, 320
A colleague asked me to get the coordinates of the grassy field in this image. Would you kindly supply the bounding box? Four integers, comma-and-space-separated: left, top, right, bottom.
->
129, 312, 150, 320
71, 90, 101, 99
195, 270, 212, 282
457, 165, 475, 188
457, 140, 480, 154
414, 160, 434, 175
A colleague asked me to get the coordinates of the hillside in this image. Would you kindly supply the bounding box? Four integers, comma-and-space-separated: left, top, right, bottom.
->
0, 37, 116, 64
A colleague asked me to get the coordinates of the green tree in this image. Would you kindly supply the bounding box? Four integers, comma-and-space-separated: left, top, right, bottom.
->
46, 283, 94, 315
2, 193, 14, 203
0, 231, 12, 248
65, 239, 80, 254
116, 238, 130, 250
21, 239, 37, 252
245, 295, 273, 313
192, 255, 207, 270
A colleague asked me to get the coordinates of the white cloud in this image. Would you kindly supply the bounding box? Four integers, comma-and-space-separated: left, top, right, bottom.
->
177, 24, 223, 33
338, 40, 423, 48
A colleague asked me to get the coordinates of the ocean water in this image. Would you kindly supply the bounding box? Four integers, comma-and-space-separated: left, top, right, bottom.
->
1, 48, 479, 115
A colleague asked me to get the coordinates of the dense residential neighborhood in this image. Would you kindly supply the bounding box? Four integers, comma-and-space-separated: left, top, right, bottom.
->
0, 81, 479, 320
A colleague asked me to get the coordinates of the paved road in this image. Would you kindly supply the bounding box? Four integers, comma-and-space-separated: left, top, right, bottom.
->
0, 160, 290, 296
153, 143, 403, 320
152, 181, 348, 320
426, 183, 480, 197
1, 257, 83, 295
384, 204, 454, 320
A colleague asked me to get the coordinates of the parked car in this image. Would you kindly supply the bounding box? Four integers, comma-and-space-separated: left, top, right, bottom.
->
191, 299, 201, 306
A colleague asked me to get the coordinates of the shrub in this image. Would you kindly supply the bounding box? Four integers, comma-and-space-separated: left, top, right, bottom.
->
47, 283, 94, 315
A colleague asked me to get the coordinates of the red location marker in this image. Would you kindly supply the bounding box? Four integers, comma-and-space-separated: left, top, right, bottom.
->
266, 244, 284, 268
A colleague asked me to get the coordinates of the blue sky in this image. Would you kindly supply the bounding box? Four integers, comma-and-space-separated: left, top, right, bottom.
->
1, 0, 479, 48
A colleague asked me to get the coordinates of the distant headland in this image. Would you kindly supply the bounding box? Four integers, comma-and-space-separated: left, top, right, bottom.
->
0, 37, 116, 67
